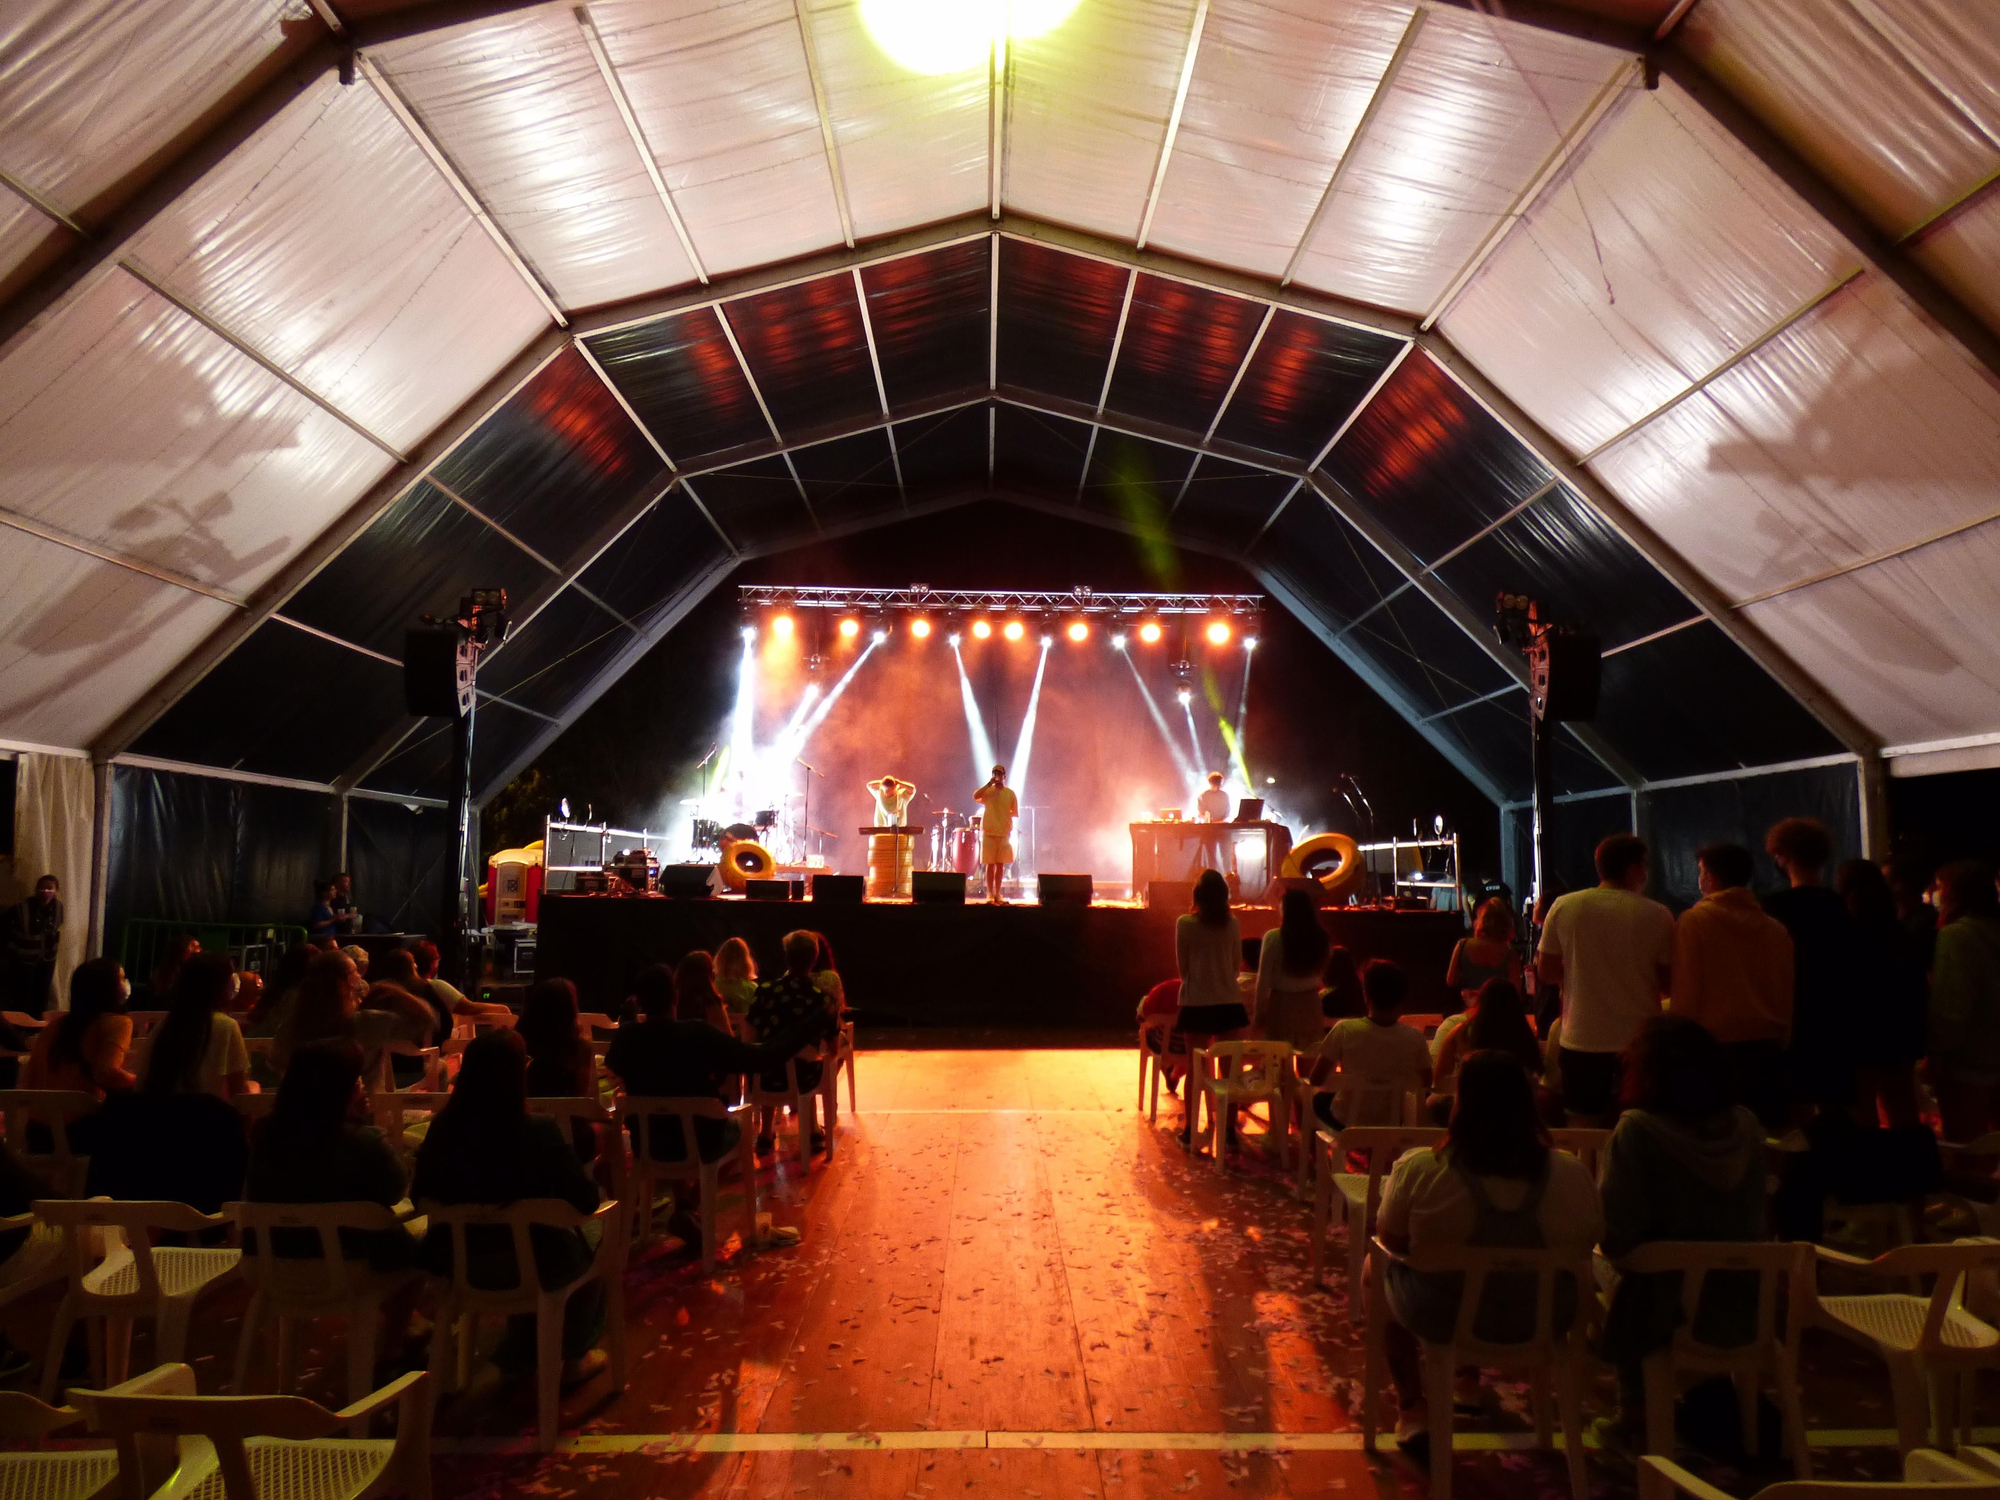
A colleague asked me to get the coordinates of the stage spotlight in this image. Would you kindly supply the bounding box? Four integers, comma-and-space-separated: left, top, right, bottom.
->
771, 614, 794, 639
1138, 620, 1163, 644
1065, 620, 1089, 643
1003, 620, 1025, 642
739, 624, 756, 643
837, 617, 860, 639
1176, 687, 1192, 706
947, 632, 962, 647
971, 619, 992, 640
1244, 635, 1258, 651
1111, 633, 1128, 651
910, 617, 932, 639
1205, 619, 1232, 646
872, 627, 889, 643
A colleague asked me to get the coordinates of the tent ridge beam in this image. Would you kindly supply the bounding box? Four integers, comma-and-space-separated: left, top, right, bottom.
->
1136, 0, 1210, 251
0, 506, 246, 607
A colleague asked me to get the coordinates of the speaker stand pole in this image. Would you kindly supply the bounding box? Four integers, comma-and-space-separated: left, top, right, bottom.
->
442, 698, 476, 987
1529, 704, 1552, 912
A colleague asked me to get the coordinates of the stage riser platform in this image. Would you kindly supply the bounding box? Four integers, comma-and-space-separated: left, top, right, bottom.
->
534, 897, 1464, 1030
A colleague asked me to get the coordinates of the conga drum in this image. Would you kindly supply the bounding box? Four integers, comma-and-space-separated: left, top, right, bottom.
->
866, 830, 913, 898
951, 824, 980, 875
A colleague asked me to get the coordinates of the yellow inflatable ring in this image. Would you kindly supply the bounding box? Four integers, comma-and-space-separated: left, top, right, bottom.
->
1282, 831, 1364, 899
718, 839, 776, 891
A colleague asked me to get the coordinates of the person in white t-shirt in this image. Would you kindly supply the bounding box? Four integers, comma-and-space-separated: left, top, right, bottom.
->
1192, 771, 1233, 877
142, 952, 252, 1101
1304, 958, 1432, 1128
1535, 834, 1674, 1125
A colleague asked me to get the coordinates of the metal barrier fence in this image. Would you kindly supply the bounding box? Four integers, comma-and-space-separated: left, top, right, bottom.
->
119, 919, 310, 989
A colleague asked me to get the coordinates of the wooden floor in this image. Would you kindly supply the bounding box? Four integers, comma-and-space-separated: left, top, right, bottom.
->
0, 1050, 1942, 1499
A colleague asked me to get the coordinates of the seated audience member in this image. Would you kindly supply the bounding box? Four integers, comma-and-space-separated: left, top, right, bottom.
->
520, 978, 598, 1163
1257, 891, 1333, 1049
247, 945, 311, 1037
146, 934, 200, 1008
1430, 979, 1540, 1118
714, 938, 758, 1029
411, 939, 512, 1027
368, 949, 447, 1044
143, 952, 251, 1100
745, 931, 841, 1157
1668, 842, 1794, 1129
1446, 900, 1523, 1009
413, 1031, 608, 1383
673, 951, 732, 1034
245, 1039, 422, 1367
1304, 959, 1432, 1129
1840, 858, 1927, 1129
1137, 979, 1188, 1092
809, 933, 847, 1015
1374, 1052, 1602, 1453
77, 1089, 247, 1215
24, 957, 134, 1097
1763, 817, 1862, 1115
1594, 1015, 1767, 1448
1320, 946, 1364, 1021
272, 950, 432, 1078
232, 970, 263, 1019
1928, 859, 2000, 1142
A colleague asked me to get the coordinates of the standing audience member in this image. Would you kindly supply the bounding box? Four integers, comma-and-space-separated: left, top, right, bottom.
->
1840, 858, 1927, 1129
1320, 946, 1364, 1020
1429, 978, 1541, 1117
1887, 859, 1940, 972
714, 938, 758, 1030
1446, 899, 1522, 1008
143, 952, 251, 1101
745, 931, 841, 1157
4, 876, 62, 1014
1174, 870, 1248, 1037
1537, 835, 1674, 1125
307, 880, 342, 944
1928, 860, 2000, 1143
1256, 890, 1331, 1049
1593, 1015, 1767, 1449
23, 957, 133, 1097
1304, 959, 1432, 1128
1668, 843, 1794, 1128
673, 951, 732, 1033
413, 1031, 608, 1385
1373, 1052, 1602, 1453
1764, 817, 1863, 1115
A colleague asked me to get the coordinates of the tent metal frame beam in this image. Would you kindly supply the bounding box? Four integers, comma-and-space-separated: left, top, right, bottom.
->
791, 0, 855, 249
1135, 0, 1209, 251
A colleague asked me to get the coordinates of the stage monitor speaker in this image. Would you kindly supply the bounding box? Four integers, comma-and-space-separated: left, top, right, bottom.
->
1147, 880, 1194, 912
1538, 632, 1602, 722
403, 629, 460, 717
657, 865, 716, 899
811, 873, 864, 904
745, 879, 789, 902
1038, 873, 1093, 906
912, 871, 965, 906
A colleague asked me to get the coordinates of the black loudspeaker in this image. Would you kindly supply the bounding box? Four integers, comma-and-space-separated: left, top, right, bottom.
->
1038, 873, 1093, 906
1147, 880, 1195, 912
1536, 632, 1602, 722
811, 874, 864, 904
912, 871, 966, 906
657, 865, 716, 899
403, 629, 461, 717
745, 879, 789, 902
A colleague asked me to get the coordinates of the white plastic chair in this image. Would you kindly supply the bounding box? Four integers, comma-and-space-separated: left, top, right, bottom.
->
744, 1052, 834, 1168
36, 1198, 243, 1400
227, 1202, 425, 1425
1363, 1235, 1593, 1500
1294, 1069, 1426, 1197
832, 1020, 858, 1114
1811, 1240, 2000, 1453
1612, 1240, 1814, 1476
72, 1361, 432, 1500
421, 1197, 627, 1451
617, 1096, 757, 1271
367, 1093, 450, 1167
1638, 1450, 2000, 1500
0, 1090, 99, 1198
0, 1365, 192, 1500
1309, 1124, 1442, 1313
1190, 1041, 1294, 1172
0, 1209, 67, 1317
370, 1043, 441, 1095
1137, 1018, 1174, 1123
1548, 1127, 1612, 1182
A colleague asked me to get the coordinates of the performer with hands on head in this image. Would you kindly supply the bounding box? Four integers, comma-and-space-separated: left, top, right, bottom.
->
867, 775, 916, 828
972, 765, 1018, 906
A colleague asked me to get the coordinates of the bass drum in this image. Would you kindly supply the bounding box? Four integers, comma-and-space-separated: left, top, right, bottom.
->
1282, 831, 1364, 900
718, 838, 776, 891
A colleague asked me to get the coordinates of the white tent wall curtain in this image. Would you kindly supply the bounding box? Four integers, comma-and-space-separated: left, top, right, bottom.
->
2, 751, 95, 1008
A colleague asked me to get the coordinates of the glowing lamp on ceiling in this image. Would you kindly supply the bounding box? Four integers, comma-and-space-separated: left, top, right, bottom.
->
861, 0, 1084, 75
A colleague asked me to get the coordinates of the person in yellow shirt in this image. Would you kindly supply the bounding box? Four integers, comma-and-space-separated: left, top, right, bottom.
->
972, 765, 1017, 906
1668, 842, 1794, 1128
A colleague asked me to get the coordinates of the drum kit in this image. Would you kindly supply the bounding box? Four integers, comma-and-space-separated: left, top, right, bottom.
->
928, 809, 983, 874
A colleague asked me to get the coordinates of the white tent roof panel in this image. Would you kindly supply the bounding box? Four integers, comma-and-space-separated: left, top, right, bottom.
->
376, 11, 702, 308
1913, 193, 2000, 340
124, 72, 550, 451
1442, 80, 1860, 456
1141, 0, 1412, 279
1288, 12, 1622, 315
0, 268, 393, 598
594, 0, 846, 276
0, 526, 237, 747
0, 195, 57, 289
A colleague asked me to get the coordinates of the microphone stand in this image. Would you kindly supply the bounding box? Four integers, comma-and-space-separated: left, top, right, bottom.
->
797, 759, 819, 862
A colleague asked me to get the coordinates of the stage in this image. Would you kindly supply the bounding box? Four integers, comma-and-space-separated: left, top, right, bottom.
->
534, 894, 1464, 1031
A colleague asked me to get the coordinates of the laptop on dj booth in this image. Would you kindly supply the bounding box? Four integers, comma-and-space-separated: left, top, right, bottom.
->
1233, 797, 1263, 823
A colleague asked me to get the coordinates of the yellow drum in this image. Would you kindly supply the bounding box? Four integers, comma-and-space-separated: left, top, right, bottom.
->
866, 831, 913, 898
1281, 831, 1364, 899
718, 838, 775, 891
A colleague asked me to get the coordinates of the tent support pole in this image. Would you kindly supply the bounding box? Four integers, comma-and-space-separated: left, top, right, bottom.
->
86, 762, 112, 964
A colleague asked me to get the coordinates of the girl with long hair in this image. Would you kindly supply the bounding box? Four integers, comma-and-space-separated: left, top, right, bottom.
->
1446, 899, 1522, 1008
1319, 945, 1363, 1020
1172, 869, 1247, 1145
1428, 979, 1541, 1118
1255, 889, 1331, 1047
143, 952, 249, 1099
673, 952, 730, 1033
714, 938, 758, 1027
25, 956, 133, 1097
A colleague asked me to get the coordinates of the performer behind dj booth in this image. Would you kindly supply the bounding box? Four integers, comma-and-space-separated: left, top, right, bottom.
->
1193, 770, 1233, 878
972, 764, 1018, 906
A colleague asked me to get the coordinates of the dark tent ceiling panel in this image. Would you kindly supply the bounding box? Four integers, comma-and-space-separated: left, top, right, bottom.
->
995, 237, 1128, 405
574, 491, 733, 626
1103, 273, 1265, 436
1212, 313, 1404, 463
725, 274, 878, 436
1427, 692, 1625, 803
428, 346, 666, 564
687, 457, 817, 554
1171, 457, 1292, 554
364, 697, 549, 803
135, 619, 404, 784
792, 428, 904, 527
282, 480, 555, 660
1344, 591, 1516, 719
1251, 493, 1412, 629
479, 587, 633, 720
584, 308, 773, 460
994, 404, 1092, 494
892, 406, 990, 496
859, 239, 992, 405
1321, 351, 1554, 567
1080, 430, 1194, 524
1433, 485, 1699, 652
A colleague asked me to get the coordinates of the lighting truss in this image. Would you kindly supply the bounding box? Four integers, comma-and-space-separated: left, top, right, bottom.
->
738, 585, 1264, 619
